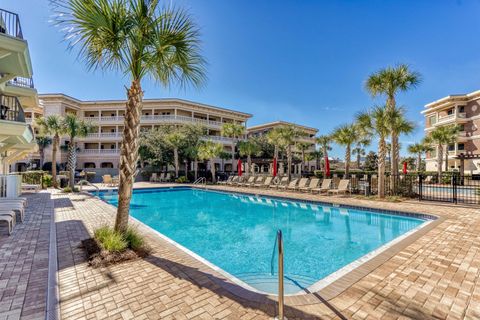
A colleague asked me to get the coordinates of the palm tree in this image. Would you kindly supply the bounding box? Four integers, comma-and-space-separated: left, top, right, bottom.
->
164, 128, 186, 178
221, 123, 245, 172
365, 64, 421, 179
238, 139, 261, 176
198, 140, 223, 183
332, 124, 358, 177
277, 125, 303, 180
316, 135, 332, 176
183, 124, 207, 180
62, 114, 92, 189
428, 125, 459, 176
296, 142, 311, 174
35, 115, 64, 188
408, 141, 433, 172
352, 144, 367, 170
53, 0, 206, 232
266, 127, 284, 161
35, 135, 52, 169
356, 106, 391, 198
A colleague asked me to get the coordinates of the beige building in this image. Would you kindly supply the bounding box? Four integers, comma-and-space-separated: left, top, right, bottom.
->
20, 94, 252, 172
0, 8, 37, 175
423, 89, 480, 173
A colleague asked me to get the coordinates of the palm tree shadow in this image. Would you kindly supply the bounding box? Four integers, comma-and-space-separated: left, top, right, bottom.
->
144, 254, 346, 320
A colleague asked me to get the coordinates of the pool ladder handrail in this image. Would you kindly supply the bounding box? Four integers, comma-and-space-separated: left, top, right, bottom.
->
78, 179, 100, 196
271, 229, 285, 320
193, 177, 206, 188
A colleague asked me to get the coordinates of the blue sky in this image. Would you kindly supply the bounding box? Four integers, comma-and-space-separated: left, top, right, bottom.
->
5, 0, 480, 157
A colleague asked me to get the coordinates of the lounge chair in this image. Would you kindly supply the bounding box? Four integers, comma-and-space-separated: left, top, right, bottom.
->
21, 183, 40, 193
311, 179, 332, 194
256, 176, 273, 188
270, 177, 288, 189
162, 173, 171, 182
0, 211, 14, 235
291, 178, 309, 191
102, 175, 113, 186
328, 179, 350, 195
227, 176, 239, 186
0, 200, 25, 222
150, 173, 158, 182
299, 178, 320, 192
251, 176, 266, 188
279, 179, 298, 191
240, 176, 256, 187
219, 176, 234, 185
233, 176, 245, 186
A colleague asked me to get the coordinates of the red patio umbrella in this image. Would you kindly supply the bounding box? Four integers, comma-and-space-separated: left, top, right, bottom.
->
238, 159, 243, 176
273, 158, 277, 177
325, 156, 330, 177
403, 161, 408, 174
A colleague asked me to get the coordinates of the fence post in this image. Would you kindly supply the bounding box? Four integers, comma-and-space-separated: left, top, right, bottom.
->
452, 174, 457, 204
418, 174, 422, 201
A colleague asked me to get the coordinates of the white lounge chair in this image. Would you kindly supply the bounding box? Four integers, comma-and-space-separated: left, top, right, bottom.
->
270, 177, 288, 189
291, 178, 309, 191
227, 176, 239, 186
240, 176, 255, 187
0, 201, 25, 222
150, 173, 158, 182
311, 179, 332, 194
328, 179, 350, 195
256, 176, 273, 188
299, 178, 320, 192
0, 211, 14, 235
21, 183, 40, 193
219, 176, 233, 185
250, 176, 264, 187
279, 179, 298, 191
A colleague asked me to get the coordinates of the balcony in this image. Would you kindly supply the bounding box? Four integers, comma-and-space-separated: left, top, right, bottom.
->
0, 94, 25, 122
6, 76, 34, 88
0, 9, 23, 39
202, 135, 242, 144
78, 149, 120, 155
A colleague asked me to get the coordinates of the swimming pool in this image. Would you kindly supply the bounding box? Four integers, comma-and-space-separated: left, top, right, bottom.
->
96, 187, 428, 294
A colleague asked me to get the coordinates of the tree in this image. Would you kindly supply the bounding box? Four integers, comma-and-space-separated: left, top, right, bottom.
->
277, 125, 304, 180
364, 151, 378, 171
221, 123, 245, 171
407, 141, 433, 171
62, 114, 92, 189
35, 135, 52, 169
352, 144, 366, 169
238, 138, 261, 176
182, 124, 207, 180
35, 115, 64, 188
164, 127, 187, 178
428, 125, 459, 175
266, 127, 284, 160
54, 0, 206, 232
316, 135, 332, 175
365, 64, 421, 180
198, 140, 223, 183
296, 142, 311, 174
332, 124, 358, 177
356, 106, 391, 198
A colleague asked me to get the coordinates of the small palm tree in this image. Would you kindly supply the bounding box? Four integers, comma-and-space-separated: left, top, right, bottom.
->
198, 140, 223, 183
296, 142, 311, 174
53, 0, 206, 232
35, 135, 52, 169
35, 115, 64, 188
266, 127, 284, 161
183, 124, 207, 180
164, 127, 187, 178
316, 135, 332, 175
356, 106, 391, 198
277, 125, 303, 180
332, 124, 358, 177
352, 140, 368, 170
62, 114, 92, 189
238, 138, 261, 176
408, 141, 433, 172
365, 64, 421, 179
221, 123, 245, 171
428, 125, 459, 175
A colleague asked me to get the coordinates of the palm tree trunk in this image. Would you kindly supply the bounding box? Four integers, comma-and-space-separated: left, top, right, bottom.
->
437, 144, 443, 176
194, 158, 198, 180
287, 145, 292, 180
444, 147, 449, 172
301, 150, 305, 175
231, 141, 235, 173
390, 131, 399, 192
174, 147, 179, 178
67, 137, 76, 189
52, 135, 59, 188
39, 148, 45, 169
323, 147, 328, 177
211, 158, 216, 183
345, 145, 351, 177
378, 139, 386, 198
417, 153, 421, 172
115, 80, 143, 233
356, 153, 361, 169
247, 155, 251, 176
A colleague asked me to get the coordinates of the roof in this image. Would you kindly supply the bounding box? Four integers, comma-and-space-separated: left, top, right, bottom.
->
38, 93, 252, 118
422, 89, 480, 114
247, 121, 318, 134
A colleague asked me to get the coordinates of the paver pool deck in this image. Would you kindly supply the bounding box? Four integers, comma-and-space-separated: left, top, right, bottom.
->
1, 182, 480, 319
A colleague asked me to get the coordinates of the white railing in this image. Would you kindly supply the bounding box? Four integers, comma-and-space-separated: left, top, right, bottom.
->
437, 114, 455, 123
79, 149, 120, 154
0, 174, 21, 198
202, 135, 237, 143
83, 114, 229, 128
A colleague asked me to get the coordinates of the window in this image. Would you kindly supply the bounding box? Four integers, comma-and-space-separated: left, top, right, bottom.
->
459, 106, 465, 113
459, 124, 465, 131
428, 115, 437, 126
111, 145, 115, 149
111, 113, 115, 117
447, 109, 454, 115
162, 112, 170, 115
448, 144, 455, 151
458, 143, 465, 151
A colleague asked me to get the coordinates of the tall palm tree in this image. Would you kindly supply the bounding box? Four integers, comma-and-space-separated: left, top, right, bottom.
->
352, 142, 368, 170
198, 140, 223, 183
238, 138, 261, 176
54, 0, 206, 232
356, 106, 391, 198
408, 141, 433, 172
296, 142, 311, 174
277, 125, 303, 180
35, 135, 52, 169
183, 124, 206, 180
221, 123, 245, 171
35, 115, 64, 188
316, 135, 332, 176
365, 64, 421, 179
164, 127, 186, 178
266, 127, 284, 161
62, 114, 92, 189
428, 125, 459, 176
332, 124, 358, 177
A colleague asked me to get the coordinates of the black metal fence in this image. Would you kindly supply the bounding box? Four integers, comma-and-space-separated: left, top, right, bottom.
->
0, 8, 23, 39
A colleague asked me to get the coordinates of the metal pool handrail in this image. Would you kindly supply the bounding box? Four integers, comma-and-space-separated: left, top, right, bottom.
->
271, 229, 285, 320
193, 177, 206, 188
78, 179, 100, 196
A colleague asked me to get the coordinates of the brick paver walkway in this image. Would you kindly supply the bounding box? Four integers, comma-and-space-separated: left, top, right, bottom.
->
0, 192, 53, 320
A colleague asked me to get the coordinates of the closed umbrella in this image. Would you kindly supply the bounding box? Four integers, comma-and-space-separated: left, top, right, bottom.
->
273, 158, 277, 177
403, 161, 407, 174
325, 156, 330, 177
238, 159, 243, 176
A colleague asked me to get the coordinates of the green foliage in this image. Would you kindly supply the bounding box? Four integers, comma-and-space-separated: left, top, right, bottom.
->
19, 171, 46, 185
62, 186, 79, 193
124, 227, 144, 251
43, 174, 53, 187
94, 226, 145, 252
364, 151, 378, 171
175, 176, 188, 183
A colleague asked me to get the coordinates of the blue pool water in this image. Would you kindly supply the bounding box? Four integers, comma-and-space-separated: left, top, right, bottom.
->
97, 187, 426, 294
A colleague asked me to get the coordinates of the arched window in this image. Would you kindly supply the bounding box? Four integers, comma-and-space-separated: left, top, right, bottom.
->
84, 162, 96, 169
101, 162, 114, 168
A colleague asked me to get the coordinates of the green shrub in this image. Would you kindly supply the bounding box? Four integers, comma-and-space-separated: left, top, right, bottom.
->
42, 174, 53, 187
94, 226, 127, 252
62, 186, 79, 193
94, 225, 112, 243
124, 227, 144, 250
175, 176, 188, 183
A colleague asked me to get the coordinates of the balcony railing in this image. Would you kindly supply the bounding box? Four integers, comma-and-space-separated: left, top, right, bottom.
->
83, 114, 228, 128
0, 94, 25, 122
78, 149, 120, 155
7, 77, 34, 89
0, 9, 23, 39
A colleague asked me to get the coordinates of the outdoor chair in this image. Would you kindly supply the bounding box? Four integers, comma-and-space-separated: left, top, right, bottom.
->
0, 211, 14, 235
300, 178, 320, 192
0, 200, 25, 222
311, 179, 332, 194
163, 173, 171, 182
219, 176, 234, 185
102, 175, 113, 186
251, 176, 266, 188
21, 183, 39, 193
150, 173, 158, 182
270, 176, 288, 189
233, 176, 245, 186
240, 176, 256, 187
279, 179, 298, 191
227, 176, 239, 186
328, 179, 350, 196
257, 176, 273, 188
292, 178, 309, 191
